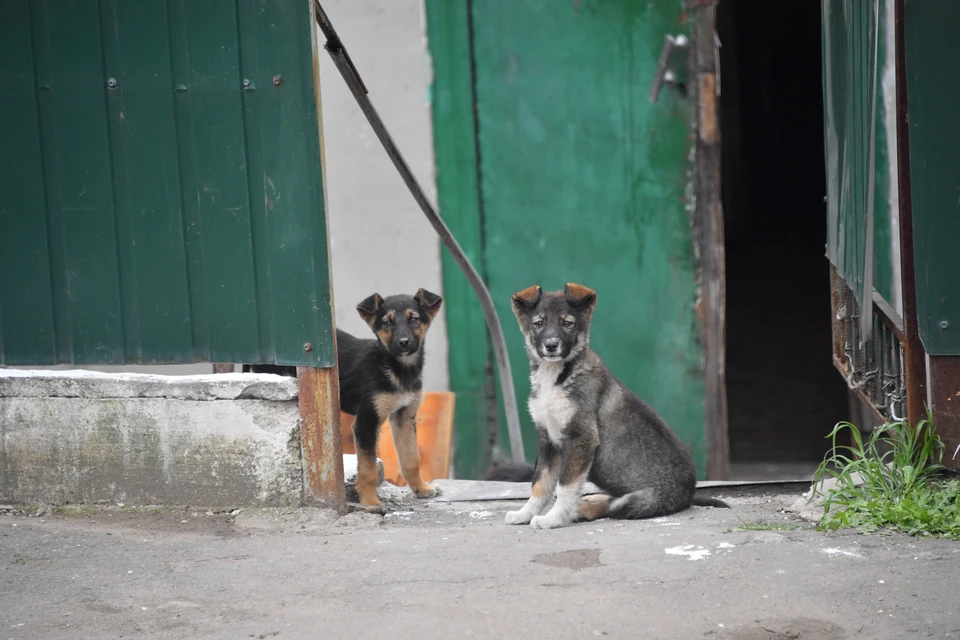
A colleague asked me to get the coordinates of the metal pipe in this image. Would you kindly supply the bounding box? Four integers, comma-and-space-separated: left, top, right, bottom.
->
313, 1, 526, 464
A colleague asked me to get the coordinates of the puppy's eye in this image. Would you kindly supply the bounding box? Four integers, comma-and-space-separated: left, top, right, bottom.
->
383, 319, 393, 328
562, 319, 575, 328
533, 319, 544, 328
409, 316, 420, 325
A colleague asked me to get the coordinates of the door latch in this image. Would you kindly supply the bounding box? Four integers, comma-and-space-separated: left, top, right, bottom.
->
649, 34, 689, 103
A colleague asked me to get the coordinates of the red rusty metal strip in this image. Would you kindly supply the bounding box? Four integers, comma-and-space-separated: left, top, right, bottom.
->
894, 0, 927, 428
298, 366, 346, 508
926, 357, 960, 470
829, 266, 846, 366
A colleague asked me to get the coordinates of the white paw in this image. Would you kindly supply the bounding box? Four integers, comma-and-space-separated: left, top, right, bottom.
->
505, 509, 533, 525
530, 513, 566, 530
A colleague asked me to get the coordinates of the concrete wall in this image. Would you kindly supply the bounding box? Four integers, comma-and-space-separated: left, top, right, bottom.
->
8, 0, 449, 390
0, 371, 303, 508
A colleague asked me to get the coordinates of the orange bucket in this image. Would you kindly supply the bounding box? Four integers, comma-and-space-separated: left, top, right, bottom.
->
340, 391, 455, 486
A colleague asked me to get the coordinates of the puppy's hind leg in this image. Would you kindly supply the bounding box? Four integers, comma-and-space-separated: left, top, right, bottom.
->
505, 435, 559, 525
352, 409, 383, 508
389, 401, 439, 499
577, 494, 611, 522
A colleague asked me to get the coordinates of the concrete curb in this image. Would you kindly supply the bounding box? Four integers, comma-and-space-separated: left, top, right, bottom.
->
0, 370, 303, 508
0, 369, 299, 402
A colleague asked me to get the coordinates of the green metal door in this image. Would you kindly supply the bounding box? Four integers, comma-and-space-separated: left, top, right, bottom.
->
0, 0, 334, 368
427, 1, 705, 478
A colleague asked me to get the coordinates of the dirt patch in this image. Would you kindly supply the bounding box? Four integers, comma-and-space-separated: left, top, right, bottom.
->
533, 548, 604, 571
715, 617, 847, 639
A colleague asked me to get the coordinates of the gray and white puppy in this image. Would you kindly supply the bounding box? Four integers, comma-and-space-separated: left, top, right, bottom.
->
505, 283, 728, 530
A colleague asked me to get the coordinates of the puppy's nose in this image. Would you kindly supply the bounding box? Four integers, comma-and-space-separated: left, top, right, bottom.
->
398, 337, 410, 349
543, 338, 559, 353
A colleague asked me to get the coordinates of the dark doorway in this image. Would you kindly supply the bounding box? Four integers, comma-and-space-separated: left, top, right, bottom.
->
717, 0, 849, 479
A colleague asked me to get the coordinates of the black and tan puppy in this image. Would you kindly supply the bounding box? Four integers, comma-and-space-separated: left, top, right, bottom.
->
340, 288, 443, 507
244, 289, 443, 508
504, 282, 727, 530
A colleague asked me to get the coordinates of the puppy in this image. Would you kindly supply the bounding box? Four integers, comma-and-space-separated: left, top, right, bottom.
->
505, 283, 727, 529
339, 289, 443, 507
243, 288, 444, 508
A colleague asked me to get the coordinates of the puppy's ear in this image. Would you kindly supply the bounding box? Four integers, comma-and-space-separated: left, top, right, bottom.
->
415, 288, 443, 320
356, 293, 384, 327
511, 285, 542, 318
564, 283, 597, 316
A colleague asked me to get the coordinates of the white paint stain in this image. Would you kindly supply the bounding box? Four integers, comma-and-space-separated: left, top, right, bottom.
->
469, 510, 494, 519
665, 545, 711, 561
821, 547, 863, 559
653, 517, 681, 526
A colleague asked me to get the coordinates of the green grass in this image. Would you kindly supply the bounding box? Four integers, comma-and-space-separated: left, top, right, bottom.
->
813, 415, 960, 539
730, 519, 804, 532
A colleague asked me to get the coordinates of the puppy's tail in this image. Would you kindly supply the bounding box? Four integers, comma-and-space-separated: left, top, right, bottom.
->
692, 495, 730, 509
481, 462, 535, 482
602, 490, 730, 520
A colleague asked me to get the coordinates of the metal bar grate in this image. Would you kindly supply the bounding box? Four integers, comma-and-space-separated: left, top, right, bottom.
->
831, 266, 906, 423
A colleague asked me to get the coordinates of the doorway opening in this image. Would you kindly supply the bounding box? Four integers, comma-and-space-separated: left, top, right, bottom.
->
717, 0, 849, 480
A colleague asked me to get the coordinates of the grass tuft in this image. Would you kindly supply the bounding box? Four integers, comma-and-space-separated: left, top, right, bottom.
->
730, 519, 804, 532
812, 414, 960, 539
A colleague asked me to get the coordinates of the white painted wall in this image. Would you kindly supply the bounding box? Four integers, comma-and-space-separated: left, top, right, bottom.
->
319, 0, 448, 391
10, 0, 449, 390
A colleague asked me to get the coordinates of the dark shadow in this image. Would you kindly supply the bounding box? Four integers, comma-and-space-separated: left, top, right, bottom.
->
718, 0, 849, 476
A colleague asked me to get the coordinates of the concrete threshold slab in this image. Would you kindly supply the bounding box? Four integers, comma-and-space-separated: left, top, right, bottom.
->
0, 368, 299, 401
429, 478, 814, 503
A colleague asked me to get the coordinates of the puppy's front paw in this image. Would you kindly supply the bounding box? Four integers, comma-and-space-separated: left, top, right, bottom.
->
412, 483, 441, 499
530, 513, 566, 530
505, 509, 533, 525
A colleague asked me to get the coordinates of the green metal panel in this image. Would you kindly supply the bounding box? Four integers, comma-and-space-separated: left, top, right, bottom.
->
425, 0, 493, 480
0, 0, 334, 367
903, 0, 960, 355
823, 0, 877, 304
428, 0, 705, 477
822, 0, 895, 315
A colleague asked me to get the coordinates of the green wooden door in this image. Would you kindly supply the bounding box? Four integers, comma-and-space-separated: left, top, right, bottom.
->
428, 0, 706, 478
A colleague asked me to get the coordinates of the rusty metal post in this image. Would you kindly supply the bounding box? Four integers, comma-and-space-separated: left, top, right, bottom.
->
297, 366, 346, 507
894, 0, 927, 428
893, 0, 959, 468
926, 358, 960, 469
